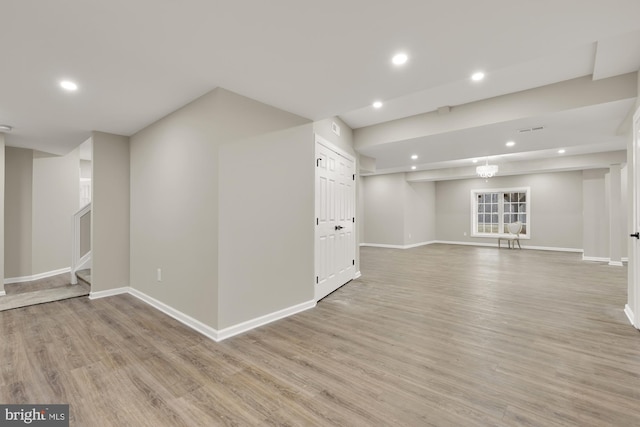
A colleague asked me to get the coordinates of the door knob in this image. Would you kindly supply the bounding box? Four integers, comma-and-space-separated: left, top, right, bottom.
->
335, 225, 344, 231
631, 232, 640, 239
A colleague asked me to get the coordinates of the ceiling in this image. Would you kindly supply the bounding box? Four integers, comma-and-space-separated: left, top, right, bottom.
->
1, 0, 639, 174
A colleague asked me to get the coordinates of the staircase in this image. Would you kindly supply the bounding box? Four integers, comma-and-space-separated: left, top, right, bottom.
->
71, 203, 92, 285
75, 269, 92, 286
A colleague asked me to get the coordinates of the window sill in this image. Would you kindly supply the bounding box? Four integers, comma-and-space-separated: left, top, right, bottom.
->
471, 234, 530, 240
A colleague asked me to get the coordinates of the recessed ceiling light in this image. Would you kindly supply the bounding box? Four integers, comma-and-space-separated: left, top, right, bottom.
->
506, 141, 515, 147
392, 53, 408, 66
471, 71, 485, 82
0, 124, 12, 132
411, 154, 418, 160
558, 149, 566, 154
411, 166, 417, 170
60, 80, 78, 91
472, 159, 478, 163
373, 101, 383, 109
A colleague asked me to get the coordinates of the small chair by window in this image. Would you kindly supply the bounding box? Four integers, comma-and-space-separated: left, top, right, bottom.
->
498, 221, 522, 249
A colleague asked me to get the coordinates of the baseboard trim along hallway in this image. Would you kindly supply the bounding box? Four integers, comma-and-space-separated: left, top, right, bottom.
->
90, 287, 316, 342
4, 267, 72, 285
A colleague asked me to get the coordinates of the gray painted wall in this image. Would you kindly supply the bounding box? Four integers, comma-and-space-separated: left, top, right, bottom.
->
5, 147, 33, 278
31, 149, 79, 274
363, 174, 406, 246
436, 171, 583, 249
218, 125, 314, 328
363, 174, 436, 246
92, 132, 130, 293
405, 181, 436, 245
130, 88, 310, 329
583, 169, 609, 258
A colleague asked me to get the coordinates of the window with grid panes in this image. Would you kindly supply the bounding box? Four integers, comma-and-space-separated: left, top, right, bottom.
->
471, 187, 530, 238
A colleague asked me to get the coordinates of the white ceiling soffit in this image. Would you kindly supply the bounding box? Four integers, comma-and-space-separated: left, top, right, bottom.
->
340, 43, 598, 129
593, 30, 640, 81
358, 98, 636, 174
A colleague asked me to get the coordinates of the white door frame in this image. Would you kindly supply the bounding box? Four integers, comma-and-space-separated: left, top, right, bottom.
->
314, 134, 357, 301
628, 106, 640, 328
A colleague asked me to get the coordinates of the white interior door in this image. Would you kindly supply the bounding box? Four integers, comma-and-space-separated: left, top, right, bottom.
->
630, 106, 640, 328
315, 135, 356, 301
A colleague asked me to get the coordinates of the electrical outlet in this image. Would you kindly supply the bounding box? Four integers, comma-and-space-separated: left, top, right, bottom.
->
157, 268, 162, 282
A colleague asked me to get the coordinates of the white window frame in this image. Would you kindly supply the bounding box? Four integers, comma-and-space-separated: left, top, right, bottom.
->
470, 187, 531, 239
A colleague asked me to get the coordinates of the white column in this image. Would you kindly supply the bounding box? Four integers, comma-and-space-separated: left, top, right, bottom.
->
609, 164, 622, 266
0, 134, 5, 294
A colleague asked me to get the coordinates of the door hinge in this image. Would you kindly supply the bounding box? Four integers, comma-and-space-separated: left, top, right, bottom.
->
352, 174, 355, 180
317, 218, 319, 225
316, 276, 319, 284
352, 217, 355, 223
352, 259, 355, 266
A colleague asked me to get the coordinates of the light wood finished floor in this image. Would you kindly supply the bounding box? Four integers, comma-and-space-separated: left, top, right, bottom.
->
1, 245, 639, 426
0, 273, 89, 312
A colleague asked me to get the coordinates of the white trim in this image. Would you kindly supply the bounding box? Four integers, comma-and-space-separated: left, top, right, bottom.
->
582, 256, 610, 263
89, 287, 130, 300
581, 256, 627, 265
0, 290, 5, 297
216, 299, 316, 341
128, 288, 221, 342
622, 257, 629, 262
624, 304, 635, 327
433, 240, 583, 253
470, 187, 531, 239
360, 241, 437, 250
88, 286, 316, 342
4, 267, 71, 285
354, 271, 362, 279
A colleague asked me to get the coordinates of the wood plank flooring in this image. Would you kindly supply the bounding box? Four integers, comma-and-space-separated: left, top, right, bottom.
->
1, 244, 639, 426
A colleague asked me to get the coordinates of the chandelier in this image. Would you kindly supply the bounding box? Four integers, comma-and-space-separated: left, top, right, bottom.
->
476, 159, 498, 178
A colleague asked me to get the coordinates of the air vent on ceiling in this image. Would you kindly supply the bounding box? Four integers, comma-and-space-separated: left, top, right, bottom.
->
517, 126, 544, 133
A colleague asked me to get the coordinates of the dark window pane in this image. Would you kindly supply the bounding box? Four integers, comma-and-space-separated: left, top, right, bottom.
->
519, 214, 526, 223
491, 193, 498, 203
492, 204, 498, 213
521, 225, 527, 234
492, 214, 499, 223
504, 214, 510, 222
478, 214, 483, 224
504, 204, 511, 213
478, 204, 484, 213
484, 214, 491, 223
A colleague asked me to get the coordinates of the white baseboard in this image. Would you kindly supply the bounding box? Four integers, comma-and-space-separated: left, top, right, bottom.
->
0, 290, 5, 297
216, 299, 316, 341
582, 255, 626, 266
89, 287, 130, 300
433, 240, 583, 253
128, 288, 221, 342
623, 257, 629, 262
360, 241, 437, 250
89, 286, 316, 342
4, 267, 71, 285
624, 304, 635, 327
354, 271, 362, 279
582, 256, 610, 263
